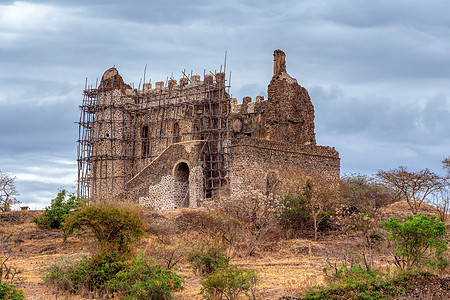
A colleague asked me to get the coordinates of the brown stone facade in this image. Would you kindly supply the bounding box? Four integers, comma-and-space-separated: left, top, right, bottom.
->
77, 50, 340, 209
229, 137, 339, 197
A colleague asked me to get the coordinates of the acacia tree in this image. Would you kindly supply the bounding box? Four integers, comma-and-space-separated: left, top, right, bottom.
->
0, 172, 20, 212
377, 166, 444, 215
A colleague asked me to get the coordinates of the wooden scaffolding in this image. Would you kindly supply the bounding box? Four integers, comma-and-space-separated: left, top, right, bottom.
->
77, 67, 231, 202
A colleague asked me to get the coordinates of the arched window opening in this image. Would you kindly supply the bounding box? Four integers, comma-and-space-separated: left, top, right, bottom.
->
173, 122, 181, 143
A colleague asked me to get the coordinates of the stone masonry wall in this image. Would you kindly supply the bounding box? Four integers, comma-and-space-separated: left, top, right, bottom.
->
229, 136, 340, 196
126, 141, 203, 209
139, 175, 189, 210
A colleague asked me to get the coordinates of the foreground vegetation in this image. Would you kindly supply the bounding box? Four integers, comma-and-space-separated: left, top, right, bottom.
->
304, 213, 448, 299
0, 157, 449, 299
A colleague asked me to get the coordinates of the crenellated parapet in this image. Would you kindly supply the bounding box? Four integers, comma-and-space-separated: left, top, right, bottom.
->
230, 95, 269, 114
128, 72, 229, 108
139, 72, 226, 93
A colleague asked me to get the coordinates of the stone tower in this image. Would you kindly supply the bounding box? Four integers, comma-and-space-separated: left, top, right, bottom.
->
90, 67, 133, 200
266, 50, 316, 145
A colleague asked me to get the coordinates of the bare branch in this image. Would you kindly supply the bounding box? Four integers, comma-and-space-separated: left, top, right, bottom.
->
0, 171, 20, 212
377, 166, 444, 215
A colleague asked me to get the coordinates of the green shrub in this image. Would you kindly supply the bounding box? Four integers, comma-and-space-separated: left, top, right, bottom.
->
304, 267, 406, 300
44, 252, 183, 299
45, 204, 183, 299
200, 266, 258, 300
32, 189, 80, 229
0, 283, 24, 300
277, 193, 330, 232
187, 245, 230, 275
380, 214, 448, 270
277, 193, 311, 230
63, 203, 145, 254
108, 253, 184, 300
74, 252, 127, 292
44, 252, 126, 293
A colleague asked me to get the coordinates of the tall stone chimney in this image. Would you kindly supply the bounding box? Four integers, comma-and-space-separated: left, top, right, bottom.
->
273, 49, 286, 77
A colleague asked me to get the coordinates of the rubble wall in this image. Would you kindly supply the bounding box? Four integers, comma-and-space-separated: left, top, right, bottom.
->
125, 141, 204, 209
229, 137, 340, 196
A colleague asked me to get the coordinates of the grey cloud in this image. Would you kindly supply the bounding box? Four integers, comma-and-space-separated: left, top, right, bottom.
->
320, 1, 450, 29
311, 84, 450, 175
0, 96, 79, 156
0, 155, 77, 209
1, 0, 449, 208
312, 85, 450, 143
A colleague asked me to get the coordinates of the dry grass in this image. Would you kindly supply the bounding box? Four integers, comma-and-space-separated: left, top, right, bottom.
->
379, 200, 440, 220
1, 201, 449, 300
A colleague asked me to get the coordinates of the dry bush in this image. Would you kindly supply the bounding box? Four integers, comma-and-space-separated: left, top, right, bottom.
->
428, 188, 450, 223
340, 173, 398, 213
285, 276, 319, 297
0, 234, 23, 285
177, 191, 282, 258
323, 250, 377, 280
211, 189, 282, 256
146, 215, 189, 270
147, 240, 186, 270
177, 209, 244, 257
284, 173, 340, 240
147, 217, 178, 244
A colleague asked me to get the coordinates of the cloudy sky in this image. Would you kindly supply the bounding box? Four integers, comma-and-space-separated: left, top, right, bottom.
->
1, 0, 449, 209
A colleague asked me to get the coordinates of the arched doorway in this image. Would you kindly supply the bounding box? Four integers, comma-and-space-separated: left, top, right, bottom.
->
173, 162, 189, 208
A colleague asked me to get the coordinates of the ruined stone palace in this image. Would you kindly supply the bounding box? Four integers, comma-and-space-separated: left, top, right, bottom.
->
77, 50, 340, 209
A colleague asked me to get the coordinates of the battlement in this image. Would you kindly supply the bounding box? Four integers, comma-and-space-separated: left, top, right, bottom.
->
230, 95, 268, 114
139, 72, 227, 94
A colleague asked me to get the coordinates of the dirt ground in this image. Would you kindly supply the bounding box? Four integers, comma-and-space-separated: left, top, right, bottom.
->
1, 201, 449, 300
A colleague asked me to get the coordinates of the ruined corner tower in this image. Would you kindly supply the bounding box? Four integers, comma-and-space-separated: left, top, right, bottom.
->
268, 50, 316, 145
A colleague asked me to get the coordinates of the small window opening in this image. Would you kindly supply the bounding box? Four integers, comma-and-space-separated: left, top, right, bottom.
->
173, 122, 181, 143
141, 125, 149, 157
